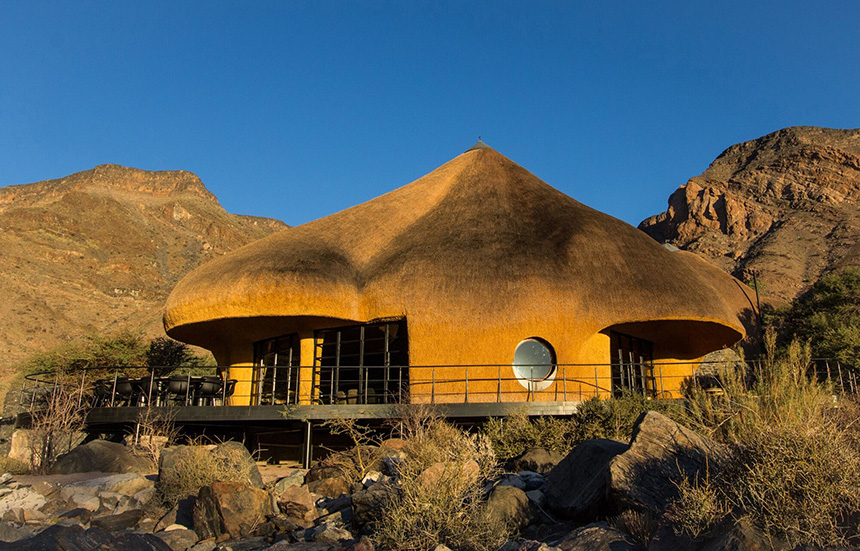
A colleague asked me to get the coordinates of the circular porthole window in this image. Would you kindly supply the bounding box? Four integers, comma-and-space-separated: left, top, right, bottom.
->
513, 338, 556, 390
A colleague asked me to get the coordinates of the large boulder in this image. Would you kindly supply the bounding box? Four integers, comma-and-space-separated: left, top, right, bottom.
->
275, 484, 318, 529
60, 473, 154, 500
193, 481, 275, 540
485, 485, 532, 530
351, 480, 397, 529
609, 411, 726, 514
155, 496, 196, 531
306, 446, 381, 486
153, 527, 199, 551
91, 509, 145, 532
307, 476, 352, 499
271, 470, 306, 495
9, 429, 87, 467
556, 522, 644, 551
511, 447, 565, 475
0, 524, 172, 551
544, 439, 628, 520
51, 440, 153, 475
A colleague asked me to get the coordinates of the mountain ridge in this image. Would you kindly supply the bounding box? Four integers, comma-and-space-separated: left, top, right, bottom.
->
640, 126, 860, 304
0, 164, 287, 391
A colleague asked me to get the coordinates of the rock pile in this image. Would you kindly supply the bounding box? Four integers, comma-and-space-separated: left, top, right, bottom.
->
0, 412, 801, 551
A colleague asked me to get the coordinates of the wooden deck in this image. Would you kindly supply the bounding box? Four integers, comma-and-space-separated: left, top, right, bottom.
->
83, 400, 583, 427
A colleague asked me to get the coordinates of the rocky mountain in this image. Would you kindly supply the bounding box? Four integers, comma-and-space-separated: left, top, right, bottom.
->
0, 164, 286, 388
640, 126, 860, 304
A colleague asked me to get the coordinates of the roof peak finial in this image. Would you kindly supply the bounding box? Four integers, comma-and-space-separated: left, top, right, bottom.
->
466, 137, 491, 152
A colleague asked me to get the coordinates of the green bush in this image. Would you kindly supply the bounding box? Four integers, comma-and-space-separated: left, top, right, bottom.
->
22, 332, 212, 382
25, 330, 148, 381
481, 393, 683, 461
779, 266, 860, 365
481, 409, 575, 461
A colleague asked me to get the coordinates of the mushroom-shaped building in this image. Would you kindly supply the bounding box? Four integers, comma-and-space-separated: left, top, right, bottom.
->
164, 143, 756, 406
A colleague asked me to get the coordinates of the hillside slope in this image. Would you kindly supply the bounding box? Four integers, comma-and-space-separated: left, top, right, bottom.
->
639, 126, 860, 304
0, 164, 286, 388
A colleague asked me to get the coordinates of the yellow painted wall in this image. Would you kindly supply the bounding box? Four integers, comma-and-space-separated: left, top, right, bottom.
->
211, 314, 724, 406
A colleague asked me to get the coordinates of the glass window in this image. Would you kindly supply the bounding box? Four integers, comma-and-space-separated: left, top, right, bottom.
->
315, 320, 408, 405
252, 333, 300, 405
513, 338, 555, 382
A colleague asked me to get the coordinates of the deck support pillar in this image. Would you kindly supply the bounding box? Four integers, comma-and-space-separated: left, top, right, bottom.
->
302, 420, 313, 468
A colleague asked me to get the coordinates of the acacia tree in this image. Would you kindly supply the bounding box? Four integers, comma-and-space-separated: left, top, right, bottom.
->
781, 267, 860, 365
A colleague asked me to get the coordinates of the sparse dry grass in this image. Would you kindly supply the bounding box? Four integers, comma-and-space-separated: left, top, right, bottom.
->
156, 442, 258, 507
673, 332, 860, 547
374, 416, 509, 551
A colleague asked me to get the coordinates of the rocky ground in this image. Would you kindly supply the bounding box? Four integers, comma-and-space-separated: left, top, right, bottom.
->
0, 412, 846, 551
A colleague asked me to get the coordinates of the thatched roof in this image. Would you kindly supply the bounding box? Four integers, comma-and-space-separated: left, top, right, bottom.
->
164, 145, 754, 349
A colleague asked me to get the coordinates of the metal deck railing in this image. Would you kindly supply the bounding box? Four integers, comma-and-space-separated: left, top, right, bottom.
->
17, 358, 858, 416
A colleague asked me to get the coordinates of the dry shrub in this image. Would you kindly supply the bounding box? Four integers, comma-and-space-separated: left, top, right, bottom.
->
727, 424, 860, 547
321, 416, 383, 483
676, 332, 860, 546
156, 441, 257, 507
27, 386, 87, 473
683, 333, 830, 443
129, 407, 179, 466
668, 464, 730, 539
373, 408, 509, 551
610, 509, 661, 547
481, 408, 577, 461
0, 455, 29, 475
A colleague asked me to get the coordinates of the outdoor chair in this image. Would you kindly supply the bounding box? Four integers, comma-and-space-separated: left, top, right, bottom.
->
91, 379, 112, 407
167, 374, 194, 405
195, 376, 223, 405
113, 377, 144, 406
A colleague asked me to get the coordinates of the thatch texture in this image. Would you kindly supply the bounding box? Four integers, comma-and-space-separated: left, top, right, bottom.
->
165, 146, 754, 379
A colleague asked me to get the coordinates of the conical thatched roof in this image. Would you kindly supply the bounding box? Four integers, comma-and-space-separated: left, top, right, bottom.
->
164, 146, 754, 358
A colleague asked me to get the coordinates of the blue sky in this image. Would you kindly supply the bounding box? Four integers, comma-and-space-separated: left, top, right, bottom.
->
1, 2, 858, 227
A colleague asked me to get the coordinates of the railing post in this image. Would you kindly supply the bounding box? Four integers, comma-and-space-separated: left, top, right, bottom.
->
185, 369, 191, 406
431, 369, 435, 404
659, 365, 664, 398
271, 365, 278, 405
110, 371, 118, 407
222, 368, 227, 406
562, 366, 567, 402
594, 367, 599, 398
302, 420, 313, 469
78, 370, 86, 408
148, 369, 155, 406
464, 368, 469, 403
838, 362, 845, 393
497, 366, 502, 403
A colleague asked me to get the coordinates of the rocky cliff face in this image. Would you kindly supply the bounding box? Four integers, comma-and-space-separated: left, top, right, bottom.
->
639, 127, 860, 304
0, 165, 286, 385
